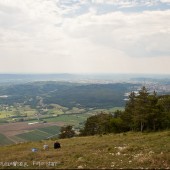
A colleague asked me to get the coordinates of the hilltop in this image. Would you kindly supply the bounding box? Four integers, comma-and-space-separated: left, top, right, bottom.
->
0, 131, 169, 169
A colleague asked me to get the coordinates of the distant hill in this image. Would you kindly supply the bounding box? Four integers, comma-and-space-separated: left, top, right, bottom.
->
0, 74, 74, 83
0, 131, 169, 169
0, 82, 138, 108
0, 73, 170, 83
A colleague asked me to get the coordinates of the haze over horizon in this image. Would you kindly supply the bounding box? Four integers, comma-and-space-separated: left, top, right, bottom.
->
0, 0, 170, 74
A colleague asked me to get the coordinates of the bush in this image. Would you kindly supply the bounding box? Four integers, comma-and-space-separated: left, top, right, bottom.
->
59, 125, 75, 139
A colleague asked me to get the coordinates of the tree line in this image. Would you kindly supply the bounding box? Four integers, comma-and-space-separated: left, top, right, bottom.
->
59, 86, 170, 138
79, 86, 170, 136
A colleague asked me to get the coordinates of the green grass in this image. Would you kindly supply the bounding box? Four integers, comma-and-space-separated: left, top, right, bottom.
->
0, 133, 14, 146
0, 131, 169, 169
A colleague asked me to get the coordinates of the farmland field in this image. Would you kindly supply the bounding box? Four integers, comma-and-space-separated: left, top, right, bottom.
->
0, 133, 14, 146
13, 126, 61, 142
42, 113, 91, 127
37, 125, 61, 135
16, 130, 50, 141
0, 121, 65, 139
0, 106, 124, 145
9, 135, 27, 143
0, 108, 122, 142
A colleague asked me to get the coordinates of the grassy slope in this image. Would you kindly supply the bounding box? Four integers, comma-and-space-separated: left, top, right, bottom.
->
0, 131, 169, 169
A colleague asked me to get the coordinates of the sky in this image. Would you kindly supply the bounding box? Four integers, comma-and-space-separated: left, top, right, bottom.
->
0, 0, 170, 74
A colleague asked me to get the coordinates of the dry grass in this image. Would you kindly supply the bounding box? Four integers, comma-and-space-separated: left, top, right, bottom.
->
0, 131, 170, 169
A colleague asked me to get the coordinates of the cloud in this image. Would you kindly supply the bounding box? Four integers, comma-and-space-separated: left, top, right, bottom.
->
160, 0, 170, 3
62, 10, 170, 57
0, 0, 170, 74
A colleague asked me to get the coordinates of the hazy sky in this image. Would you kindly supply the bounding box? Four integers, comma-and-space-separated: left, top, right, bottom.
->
0, 0, 170, 74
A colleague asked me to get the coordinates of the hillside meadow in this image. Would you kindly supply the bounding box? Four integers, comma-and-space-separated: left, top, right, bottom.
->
0, 131, 169, 169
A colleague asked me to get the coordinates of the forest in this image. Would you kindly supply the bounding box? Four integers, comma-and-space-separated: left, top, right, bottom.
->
79, 86, 170, 136
0, 81, 137, 108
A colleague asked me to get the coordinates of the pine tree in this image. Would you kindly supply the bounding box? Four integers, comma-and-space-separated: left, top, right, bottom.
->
124, 91, 136, 130
133, 86, 149, 132
157, 95, 170, 129
147, 91, 160, 131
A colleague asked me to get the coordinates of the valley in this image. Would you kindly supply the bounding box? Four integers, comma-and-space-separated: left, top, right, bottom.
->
0, 74, 170, 145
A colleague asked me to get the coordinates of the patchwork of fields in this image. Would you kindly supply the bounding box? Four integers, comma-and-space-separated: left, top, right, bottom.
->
0, 125, 61, 145
16, 126, 61, 142
0, 113, 94, 146
0, 107, 124, 146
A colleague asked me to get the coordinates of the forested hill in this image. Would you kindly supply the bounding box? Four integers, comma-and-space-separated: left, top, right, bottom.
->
0, 82, 138, 109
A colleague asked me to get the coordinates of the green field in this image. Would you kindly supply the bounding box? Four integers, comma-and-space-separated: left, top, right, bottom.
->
37, 126, 61, 135
65, 107, 86, 114
16, 130, 50, 142
0, 119, 8, 124
0, 133, 14, 146
9, 135, 27, 143
42, 113, 91, 127
0, 111, 14, 118
0, 107, 124, 145
15, 126, 61, 142
0, 105, 37, 121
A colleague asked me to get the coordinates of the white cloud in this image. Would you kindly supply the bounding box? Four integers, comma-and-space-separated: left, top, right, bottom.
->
160, 0, 170, 3
0, 0, 170, 74
90, 0, 164, 7
62, 10, 170, 57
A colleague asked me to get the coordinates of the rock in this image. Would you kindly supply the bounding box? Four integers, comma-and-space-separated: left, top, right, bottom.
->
116, 152, 121, 156
77, 157, 84, 162
77, 165, 84, 169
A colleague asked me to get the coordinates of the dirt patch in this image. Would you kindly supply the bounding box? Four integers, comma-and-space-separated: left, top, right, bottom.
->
0, 121, 66, 137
